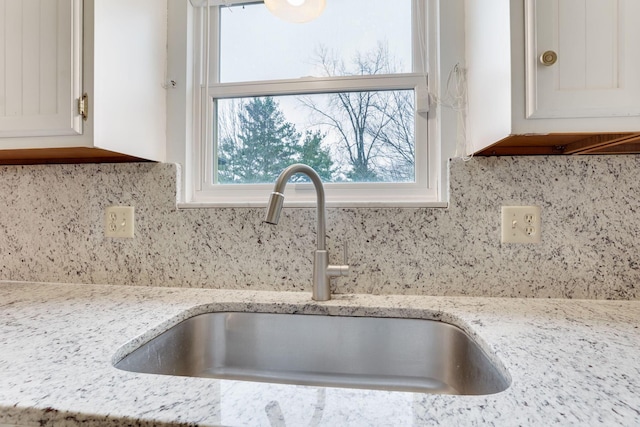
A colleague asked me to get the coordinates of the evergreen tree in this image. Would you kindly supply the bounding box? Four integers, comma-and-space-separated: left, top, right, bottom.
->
295, 130, 334, 182
218, 97, 300, 184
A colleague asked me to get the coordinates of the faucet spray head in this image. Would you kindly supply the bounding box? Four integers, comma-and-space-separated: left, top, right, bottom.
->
264, 192, 285, 225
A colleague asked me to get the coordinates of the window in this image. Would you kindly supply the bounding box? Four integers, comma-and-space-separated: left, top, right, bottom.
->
185, 0, 443, 207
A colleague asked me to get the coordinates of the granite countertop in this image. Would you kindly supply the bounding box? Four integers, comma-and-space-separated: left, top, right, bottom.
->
0, 281, 639, 426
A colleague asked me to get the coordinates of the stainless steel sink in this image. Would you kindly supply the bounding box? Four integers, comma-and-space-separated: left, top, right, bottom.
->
115, 312, 509, 395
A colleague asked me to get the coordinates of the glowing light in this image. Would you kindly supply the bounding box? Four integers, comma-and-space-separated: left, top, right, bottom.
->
264, 0, 325, 23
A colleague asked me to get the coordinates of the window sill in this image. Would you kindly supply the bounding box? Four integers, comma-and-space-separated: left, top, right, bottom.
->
177, 201, 449, 209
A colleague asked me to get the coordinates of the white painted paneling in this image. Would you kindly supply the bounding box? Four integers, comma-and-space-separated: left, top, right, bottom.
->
40, 0, 59, 114
4, 0, 22, 118
91, 0, 167, 161
0, 0, 166, 160
0, 1, 8, 117
526, 0, 640, 119
0, 0, 83, 137
22, 0, 40, 117
465, 0, 512, 155
556, 0, 618, 91
584, 0, 617, 89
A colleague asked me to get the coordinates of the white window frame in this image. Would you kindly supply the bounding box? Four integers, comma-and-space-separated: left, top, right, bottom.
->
167, 0, 454, 208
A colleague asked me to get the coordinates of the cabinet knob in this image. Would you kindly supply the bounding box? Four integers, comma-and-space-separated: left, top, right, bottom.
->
539, 50, 558, 66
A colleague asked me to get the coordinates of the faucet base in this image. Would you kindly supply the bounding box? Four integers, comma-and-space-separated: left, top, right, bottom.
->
312, 250, 350, 301
312, 250, 332, 301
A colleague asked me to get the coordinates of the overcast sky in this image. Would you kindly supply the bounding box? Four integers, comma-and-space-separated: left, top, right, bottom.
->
219, 0, 412, 82
215, 0, 415, 182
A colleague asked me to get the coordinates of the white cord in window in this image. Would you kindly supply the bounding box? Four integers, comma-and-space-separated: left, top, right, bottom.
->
415, 1, 471, 161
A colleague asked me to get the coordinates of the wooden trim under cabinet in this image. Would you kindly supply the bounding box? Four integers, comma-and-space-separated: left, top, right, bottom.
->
475, 132, 640, 156
0, 147, 150, 165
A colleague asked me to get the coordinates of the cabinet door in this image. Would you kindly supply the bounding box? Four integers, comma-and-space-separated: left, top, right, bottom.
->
0, 0, 82, 137
525, 0, 640, 119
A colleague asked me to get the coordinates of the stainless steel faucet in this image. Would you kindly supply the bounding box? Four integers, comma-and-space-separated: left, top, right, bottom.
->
264, 164, 349, 301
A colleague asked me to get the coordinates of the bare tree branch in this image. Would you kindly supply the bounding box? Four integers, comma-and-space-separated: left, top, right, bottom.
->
299, 42, 415, 182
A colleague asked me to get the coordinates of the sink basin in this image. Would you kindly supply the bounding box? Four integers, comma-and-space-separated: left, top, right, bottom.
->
115, 312, 509, 395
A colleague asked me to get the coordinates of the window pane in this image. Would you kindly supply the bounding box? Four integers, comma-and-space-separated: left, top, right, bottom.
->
215, 91, 415, 184
219, 0, 413, 83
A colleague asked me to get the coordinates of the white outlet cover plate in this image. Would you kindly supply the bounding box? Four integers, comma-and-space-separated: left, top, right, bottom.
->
501, 206, 541, 244
105, 206, 135, 238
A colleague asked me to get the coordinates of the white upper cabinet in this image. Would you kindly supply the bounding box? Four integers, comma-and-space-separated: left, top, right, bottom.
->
526, 0, 640, 120
0, 0, 82, 138
0, 0, 166, 163
466, 0, 640, 154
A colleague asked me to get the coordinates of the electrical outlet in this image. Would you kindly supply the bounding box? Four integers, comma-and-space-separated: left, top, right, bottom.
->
105, 206, 135, 238
501, 206, 541, 244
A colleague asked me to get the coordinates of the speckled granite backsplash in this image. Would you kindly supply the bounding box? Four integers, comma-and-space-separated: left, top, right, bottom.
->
0, 156, 638, 298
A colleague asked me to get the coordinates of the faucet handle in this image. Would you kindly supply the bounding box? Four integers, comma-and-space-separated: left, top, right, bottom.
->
326, 241, 350, 278
343, 241, 348, 265
337, 241, 350, 276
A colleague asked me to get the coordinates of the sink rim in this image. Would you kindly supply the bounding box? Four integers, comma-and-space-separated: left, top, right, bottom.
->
113, 307, 512, 395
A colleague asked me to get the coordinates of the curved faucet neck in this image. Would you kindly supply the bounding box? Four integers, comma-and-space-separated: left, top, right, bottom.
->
271, 164, 326, 251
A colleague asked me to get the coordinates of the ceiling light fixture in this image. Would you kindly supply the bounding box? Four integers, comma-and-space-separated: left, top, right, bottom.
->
264, 0, 326, 23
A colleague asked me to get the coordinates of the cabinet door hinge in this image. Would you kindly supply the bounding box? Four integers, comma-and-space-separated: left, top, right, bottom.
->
78, 93, 88, 121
